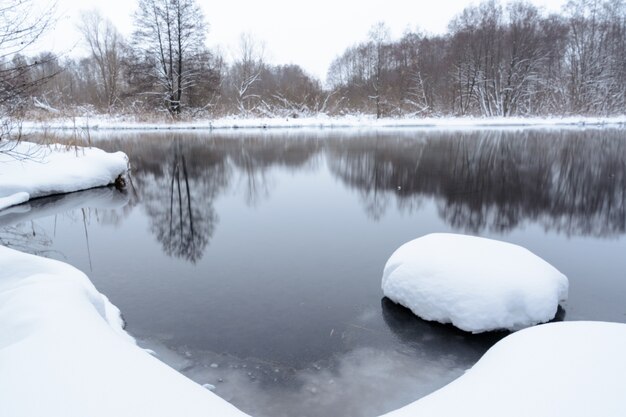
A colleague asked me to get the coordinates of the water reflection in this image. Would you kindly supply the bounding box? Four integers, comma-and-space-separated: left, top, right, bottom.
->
138, 139, 226, 263
31, 128, 623, 263
328, 130, 626, 234
96, 129, 626, 265
5, 128, 625, 417
228, 137, 321, 206
0, 187, 129, 256
138, 298, 506, 417
380, 297, 506, 354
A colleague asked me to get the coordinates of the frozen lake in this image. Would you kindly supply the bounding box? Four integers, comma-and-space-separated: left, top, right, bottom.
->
2, 128, 626, 417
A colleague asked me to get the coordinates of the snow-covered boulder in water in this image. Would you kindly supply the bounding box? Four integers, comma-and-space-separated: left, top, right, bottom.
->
382, 233, 568, 333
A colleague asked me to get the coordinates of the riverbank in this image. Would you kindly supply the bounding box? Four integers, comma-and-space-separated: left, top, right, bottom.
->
2, 242, 624, 417
0, 140, 128, 211
18, 114, 626, 132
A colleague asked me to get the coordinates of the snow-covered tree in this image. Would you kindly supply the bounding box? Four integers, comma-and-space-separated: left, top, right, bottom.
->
78, 10, 125, 111
0, 0, 55, 139
131, 0, 212, 115
230, 33, 265, 115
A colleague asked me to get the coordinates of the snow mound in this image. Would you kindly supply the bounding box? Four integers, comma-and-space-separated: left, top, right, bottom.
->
0, 192, 29, 211
0, 245, 249, 417
382, 321, 626, 417
0, 140, 128, 210
382, 233, 568, 333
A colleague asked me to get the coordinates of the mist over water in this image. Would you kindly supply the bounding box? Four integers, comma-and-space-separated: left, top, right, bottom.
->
3, 128, 626, 416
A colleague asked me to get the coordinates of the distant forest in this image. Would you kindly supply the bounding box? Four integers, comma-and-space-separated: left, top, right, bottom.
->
2, 0, 625, 119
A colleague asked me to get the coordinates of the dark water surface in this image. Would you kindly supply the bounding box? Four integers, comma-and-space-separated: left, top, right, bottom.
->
2, 128, 626, 416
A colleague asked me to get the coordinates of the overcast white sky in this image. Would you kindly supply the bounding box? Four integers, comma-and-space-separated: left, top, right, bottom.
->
36, 0, 567, 82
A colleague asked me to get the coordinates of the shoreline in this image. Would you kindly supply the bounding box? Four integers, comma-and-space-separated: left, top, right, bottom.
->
18, 115, 626, 133
1, 139, 626, 417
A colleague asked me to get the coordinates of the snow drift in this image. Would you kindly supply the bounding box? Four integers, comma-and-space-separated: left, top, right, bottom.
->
0, 245, 250, 417
382, 233, 569, 333
382, 321, 626, 417
0, 140, 128, 211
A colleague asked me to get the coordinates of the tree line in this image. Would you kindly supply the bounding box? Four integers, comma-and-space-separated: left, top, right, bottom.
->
328, 0, 626, 116
2, 0, 625, 119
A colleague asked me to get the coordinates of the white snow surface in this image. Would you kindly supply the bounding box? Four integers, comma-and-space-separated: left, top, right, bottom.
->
382, 233, 569, 333
0, 243, 623, 417
0, 245, 250, 417
18, 114, 626, 132
0, 140, 128, 210
0, 192, 29, 210
382, 321, 626, 417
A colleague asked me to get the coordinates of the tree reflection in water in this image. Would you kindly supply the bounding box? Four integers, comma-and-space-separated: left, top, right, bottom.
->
0, 187, 131, 258
139, 139, 227, 263
328, 129, 626, 235
8, 128, 622, 417
87, 127, 626, 263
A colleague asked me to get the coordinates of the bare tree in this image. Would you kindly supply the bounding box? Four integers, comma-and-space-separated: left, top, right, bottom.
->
326, 24, 392, 116
3, 0, 621, 118
368, 22, 390, 119
0, 0, 56, 138
564, 0, 626, 114
131, 0, 210, 115
78, 10, 124, 111
231, 33, 265, 115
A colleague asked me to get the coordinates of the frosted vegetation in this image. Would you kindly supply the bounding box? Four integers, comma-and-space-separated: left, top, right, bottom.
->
1, 0, 625, 124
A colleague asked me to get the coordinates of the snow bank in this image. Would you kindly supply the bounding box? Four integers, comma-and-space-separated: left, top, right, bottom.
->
382, 233, 568, 333
0, 245, 250, 417
0, 192, 29, 210
0, 186, 129, 227
0, 140, 128, 210
19, 114, 626, 132
0, 241, 622, 417
382, 321, 626, 417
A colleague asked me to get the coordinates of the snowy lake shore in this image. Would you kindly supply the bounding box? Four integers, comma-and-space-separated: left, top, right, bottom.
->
1, 137, 626, 416
0, 140, 248, 416
381, 320, 626, 417
1, 241, 624, 417
17, 114, 626, 132
0, 140, 128, 211
0, 245, 250, 417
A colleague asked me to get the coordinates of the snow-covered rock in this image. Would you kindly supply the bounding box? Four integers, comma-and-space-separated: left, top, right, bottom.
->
382, 233, 568, 333
0, 140, 128, 210
0, 245, 250, 417
382, 321, 626, 417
